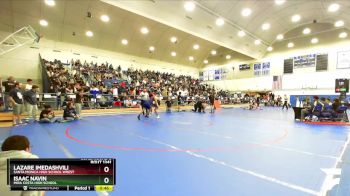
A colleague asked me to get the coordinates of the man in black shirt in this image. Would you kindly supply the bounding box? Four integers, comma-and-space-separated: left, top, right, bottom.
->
39, 105, 56, 123
193, 98, 205, 113
2, 76, 16, 93
23, 85, 39, 122
63, 102, 79, 121
332, 98, 341, 113
2, 76, 16, 111
177, 92, 182, 112
165, 98, 172, 113
8, 82, 24, 125
209, 92, 215, 113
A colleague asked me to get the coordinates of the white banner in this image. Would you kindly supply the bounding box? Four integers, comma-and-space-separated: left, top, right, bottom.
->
337, 51, 350, 69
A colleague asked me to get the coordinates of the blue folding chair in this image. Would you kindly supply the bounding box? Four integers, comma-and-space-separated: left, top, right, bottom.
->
312, 104, 323, 117
334, 105, 349, 122
321, 105, 333, 121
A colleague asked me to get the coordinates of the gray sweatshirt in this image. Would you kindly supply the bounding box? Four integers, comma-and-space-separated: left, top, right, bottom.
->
0, 150, 41, 196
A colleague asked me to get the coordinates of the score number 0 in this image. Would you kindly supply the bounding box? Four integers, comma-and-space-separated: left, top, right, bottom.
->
103, 166, 110, 184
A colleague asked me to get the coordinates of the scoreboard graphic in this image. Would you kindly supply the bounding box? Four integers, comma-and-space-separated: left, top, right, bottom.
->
7, 158, 116, 192
335, 79, 349, 93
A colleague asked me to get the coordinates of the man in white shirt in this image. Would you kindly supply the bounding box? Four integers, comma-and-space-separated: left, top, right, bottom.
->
25, 79, 33, 91
282, 94, 289, 110
140, 88, 150, 102
112, 83, 118, 100
138, 89, 150, 120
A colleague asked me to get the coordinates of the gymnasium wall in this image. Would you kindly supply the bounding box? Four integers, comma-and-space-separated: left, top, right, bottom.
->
0, 31, 199, 86
203, 40, 350, 95
0, 45, 41, 84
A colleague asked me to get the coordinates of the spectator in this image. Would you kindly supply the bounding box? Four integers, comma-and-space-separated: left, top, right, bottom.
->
193, 98, 205, 113
112, 83, 119, 101
177, 92, 182, 111
165, 97, 172, 113
303, 96, 311, 107
209, 92, 215, 111
0, 135, 44, 196
276, 95, 282, 106
124, 97, 132, 108
2, 76, 16, 111
42, 58, 228, 110
75, 89, 84, 115
23, 85, 39, 122
9, 82, 24, 125
63, 102, 79, 121
98, 95, 112, 108
332, 98, 341, 112
39, 105, 56, 123
25, 79, 33, 91
2, 76, 16, 92
301, 96, 321, 121
282, 94, 289, 110
248, 97, 259, 110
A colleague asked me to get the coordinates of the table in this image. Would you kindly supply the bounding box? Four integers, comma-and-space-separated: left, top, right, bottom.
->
293, 107, 305, 120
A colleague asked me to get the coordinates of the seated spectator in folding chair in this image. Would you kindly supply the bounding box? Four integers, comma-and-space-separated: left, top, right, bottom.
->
320, 97, 327, 106
301, 96, 322, 121
332, 98, 341, 113
331, 98, 347, 121
302, 98, 311, 108
62, 102, 79, 122
98, 95, 112, 108
39, 105, 57, 123
320, 98, 334, 120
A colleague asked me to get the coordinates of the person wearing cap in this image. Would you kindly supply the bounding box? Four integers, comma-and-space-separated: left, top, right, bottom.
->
0, 135, 44, 196
23, 85, 39, 122
8, 82, 24, 125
